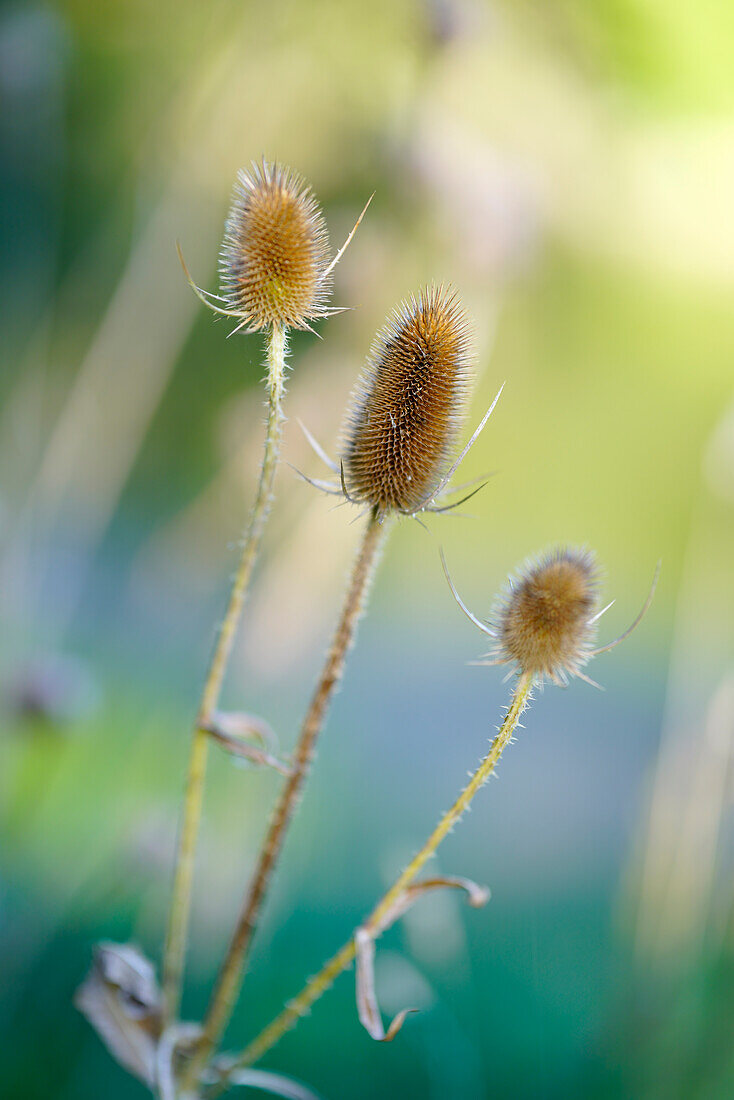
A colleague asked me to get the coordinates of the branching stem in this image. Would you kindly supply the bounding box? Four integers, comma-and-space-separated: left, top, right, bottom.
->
220, 672, 533, 1081
187, 509, 389, 1084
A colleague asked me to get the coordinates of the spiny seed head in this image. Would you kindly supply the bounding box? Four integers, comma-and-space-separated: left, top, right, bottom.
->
492, 547, 600, 684
342, 285, 471, 516
219, 160, 331, 331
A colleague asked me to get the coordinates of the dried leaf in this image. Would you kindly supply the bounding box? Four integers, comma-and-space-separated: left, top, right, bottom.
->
212, 1063, 324, 1099
207, 711, 277, 750
355, 929, 418, 1042
74, 942, 162, 1085
213, 738, 291, 776
354, 875, 489, 1042
371, 874, 490, 937
156, 1023, 203, 1100
204, 712, 291, 776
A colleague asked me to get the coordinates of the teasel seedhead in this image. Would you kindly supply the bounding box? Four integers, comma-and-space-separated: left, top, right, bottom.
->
342, 285, 472, 517
219, 161, 331, 331
491, 547, 600, 684
443, 546, 660, 688
179, 160, 372, 335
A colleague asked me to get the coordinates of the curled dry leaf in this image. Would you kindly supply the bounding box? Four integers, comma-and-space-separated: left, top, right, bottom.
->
355, 929, 418, 1042
74, 942, 162, 1085
203, 711, 292, 776
370, 874, 490, 937
355, 874, 489, 1041
207, 710, 277, 750
156, 1023, 203, 1100
211, 1062, 325, 1100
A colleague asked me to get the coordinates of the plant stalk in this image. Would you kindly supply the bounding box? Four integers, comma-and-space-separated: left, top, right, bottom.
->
222, 672, 533, 1079
162, 323, 288, 1023
190, 508, 388, 1080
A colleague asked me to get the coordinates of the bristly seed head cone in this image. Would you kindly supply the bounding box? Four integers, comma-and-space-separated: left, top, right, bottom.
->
342, 285, 471, 516
219, 160, 331, 332
493, 547, 600, 684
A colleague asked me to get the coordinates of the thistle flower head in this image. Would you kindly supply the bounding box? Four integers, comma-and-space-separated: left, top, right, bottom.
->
342, 285, 471, 517
444, 545, 659, 689
492, 548, 600, 684
219, 160, 331, 331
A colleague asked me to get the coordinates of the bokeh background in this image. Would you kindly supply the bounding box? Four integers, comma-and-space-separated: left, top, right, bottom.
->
2, 0, 734, 1096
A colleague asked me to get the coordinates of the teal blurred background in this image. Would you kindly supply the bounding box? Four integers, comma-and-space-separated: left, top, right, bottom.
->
2, 0, 734, 1096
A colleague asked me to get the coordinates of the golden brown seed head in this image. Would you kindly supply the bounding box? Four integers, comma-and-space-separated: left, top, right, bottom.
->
219, 160, 331, 331
493, 548, 600, 683
342, 285, 471, 516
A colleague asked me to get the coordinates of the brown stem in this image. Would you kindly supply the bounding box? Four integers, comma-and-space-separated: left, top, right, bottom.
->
188, 509, 388, 1080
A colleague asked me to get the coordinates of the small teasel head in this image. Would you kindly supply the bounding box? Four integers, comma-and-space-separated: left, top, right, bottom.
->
342, 285, 472, 517
443, 546, 659, 687
219, 160, 332, 331
493, 547, 600, 685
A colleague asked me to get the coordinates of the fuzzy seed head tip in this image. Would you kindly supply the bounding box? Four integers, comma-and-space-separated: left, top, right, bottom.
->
494, 547, 600, 684
342, 285, 472, 516
219, 160, 331, 331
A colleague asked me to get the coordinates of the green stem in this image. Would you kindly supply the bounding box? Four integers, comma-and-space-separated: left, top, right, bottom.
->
162, 323, 288, 1024
220, 673, 533, 1080
187, 510, 388, 1084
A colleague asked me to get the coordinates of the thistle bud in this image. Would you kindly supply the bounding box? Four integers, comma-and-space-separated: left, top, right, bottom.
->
219, 160, 331, 331
493, 548, 599, 683
343, 285, 471, 516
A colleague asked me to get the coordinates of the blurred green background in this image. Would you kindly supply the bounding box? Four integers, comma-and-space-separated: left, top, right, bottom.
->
2, 0, 734, 1097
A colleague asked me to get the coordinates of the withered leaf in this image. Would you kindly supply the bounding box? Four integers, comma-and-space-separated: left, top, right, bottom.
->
355, 874, 489, 1042
203, 711, 291, 776
355, 929, 418, 1042
211, 1062, 324, 1100
74, 942, 162, 1085
371, 874, 490, 937
156, 1023, 203, 1100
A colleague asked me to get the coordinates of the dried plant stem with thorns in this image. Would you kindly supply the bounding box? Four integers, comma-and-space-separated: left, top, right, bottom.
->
162, 160, 368, 1024
72, 156, 660, 1100
183, 284, 475, 1086
186, 509, 389, 1080
213, 546, 656, 1082
162, 322, 288, 1021
218, 673, 534, 1080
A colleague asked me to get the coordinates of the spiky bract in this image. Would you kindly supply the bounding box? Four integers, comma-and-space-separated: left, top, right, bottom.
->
493, 548, 600, 684
342, 285, 471, 516
219, 160, 331, 331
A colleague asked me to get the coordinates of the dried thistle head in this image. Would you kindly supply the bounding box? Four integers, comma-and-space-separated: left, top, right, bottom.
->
492, 547, 600, 685
342, 285, 471, 517
219, 160, 331, 331
443, 545, 659, 688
